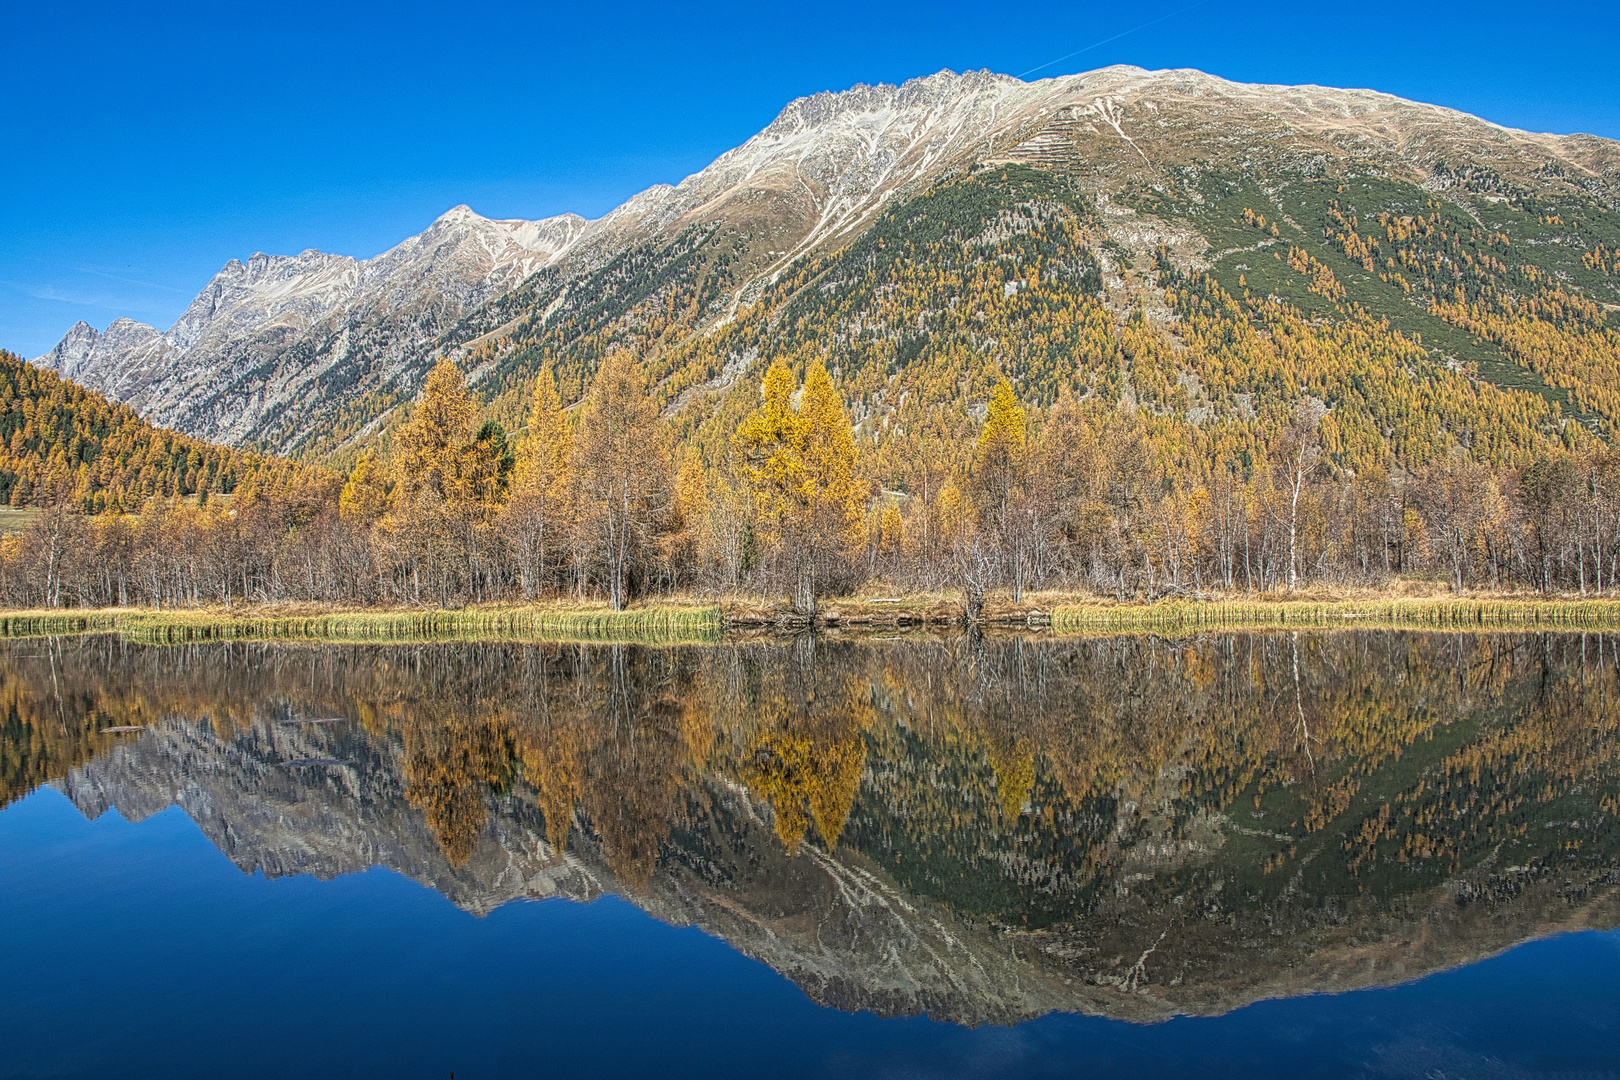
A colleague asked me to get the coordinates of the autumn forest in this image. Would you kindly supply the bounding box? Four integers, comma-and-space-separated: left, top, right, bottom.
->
5, 164, 1620, 613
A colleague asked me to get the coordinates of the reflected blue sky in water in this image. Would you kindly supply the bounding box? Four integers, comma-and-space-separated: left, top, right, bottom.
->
3, 787, 1616, 1080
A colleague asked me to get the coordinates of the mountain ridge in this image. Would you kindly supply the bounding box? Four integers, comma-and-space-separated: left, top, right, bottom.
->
32, 203, 590, 444
28, 64, 1620, 459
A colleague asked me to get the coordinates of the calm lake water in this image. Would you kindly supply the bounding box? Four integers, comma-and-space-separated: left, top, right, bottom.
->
1, 631, 1618, 1078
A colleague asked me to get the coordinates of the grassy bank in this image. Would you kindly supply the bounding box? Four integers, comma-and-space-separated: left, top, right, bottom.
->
1050, 598, 1620, 633
9, 596, 1620, 645
0, 611, 122, 637
0, 604, 726, 645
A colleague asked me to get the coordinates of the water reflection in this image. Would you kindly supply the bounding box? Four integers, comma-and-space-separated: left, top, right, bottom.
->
3, 631, 1617, 1024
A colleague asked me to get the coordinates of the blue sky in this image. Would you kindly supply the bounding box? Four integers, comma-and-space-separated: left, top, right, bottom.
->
3, 0, 1617, 357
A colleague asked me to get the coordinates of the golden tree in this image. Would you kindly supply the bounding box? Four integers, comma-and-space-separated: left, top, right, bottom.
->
971, 380, 1028, 521
392, 359, 513, 603
497, 368, 573, 599
737, 358, 862, 616
395, 359, 478, 502
969, 379, 1037, 600
338, 451, 391, 523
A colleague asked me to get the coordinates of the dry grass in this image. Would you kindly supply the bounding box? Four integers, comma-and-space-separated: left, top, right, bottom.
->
0, 610, 121, 637
1050, 597, 1620, 633
0, 508, 43, 537
0, 602, 725, 645
8, 585, 1620, 645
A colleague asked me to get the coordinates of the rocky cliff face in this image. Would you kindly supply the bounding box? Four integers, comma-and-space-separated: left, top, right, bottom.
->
34, 66, 1620, 455
34, 207, 586, 446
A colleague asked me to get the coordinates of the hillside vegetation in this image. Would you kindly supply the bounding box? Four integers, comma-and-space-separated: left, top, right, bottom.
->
0, 350, 298, 513
7, 150, 1620, 612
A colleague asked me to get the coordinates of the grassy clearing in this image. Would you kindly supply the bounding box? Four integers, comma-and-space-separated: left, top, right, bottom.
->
0, 508, 43, 537
1050, 598, 1620, 634
10, 595, 1620, 646
0, 604, 725, 645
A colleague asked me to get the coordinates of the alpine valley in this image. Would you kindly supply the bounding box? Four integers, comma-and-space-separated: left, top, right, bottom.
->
31, 65, 1620, 467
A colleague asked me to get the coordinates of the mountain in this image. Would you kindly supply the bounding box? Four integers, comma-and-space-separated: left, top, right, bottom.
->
34, 207, 586, 448
32, 66, 1620, 464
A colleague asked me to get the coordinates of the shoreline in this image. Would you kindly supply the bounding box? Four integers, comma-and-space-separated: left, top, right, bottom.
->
7, 593, 1620, 643
0, 604, 727, 645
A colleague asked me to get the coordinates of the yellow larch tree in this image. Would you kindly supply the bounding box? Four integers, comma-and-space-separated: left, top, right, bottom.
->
497, 367, 574, 599
737, 358, 863, 616
572, 352, 671, 610
395, 359, 478, 503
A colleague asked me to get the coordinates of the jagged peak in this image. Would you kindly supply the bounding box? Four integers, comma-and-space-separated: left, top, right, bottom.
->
434, 204, 484, 225
31, 63, 1620, 455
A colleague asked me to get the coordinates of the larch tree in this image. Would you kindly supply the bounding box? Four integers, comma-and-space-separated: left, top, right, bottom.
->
392, 359, 514, 603
665, 449, 709, 592
969, 379, 1035, 600
737, 358, 862, 617
971, 380, 1028, 522
395, 360, 478, 503
339, 451, 392, 523
497, 368, 573, 599
1037, 388, 1104, 567
573, 352, 671, 610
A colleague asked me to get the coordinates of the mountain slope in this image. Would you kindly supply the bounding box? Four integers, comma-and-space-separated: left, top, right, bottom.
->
35, 207, 587, 447
31, 65, 1620, 467
0, 349, 294, 512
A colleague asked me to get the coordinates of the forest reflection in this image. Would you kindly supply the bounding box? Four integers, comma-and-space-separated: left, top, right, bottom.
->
4, 630, 1617, 919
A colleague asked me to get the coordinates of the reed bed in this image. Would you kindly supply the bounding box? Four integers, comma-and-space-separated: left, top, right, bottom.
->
1050, 598, 1620, 634
0, 605, 726, 645
0, 611, 121, 637
10, 597, 1620, 646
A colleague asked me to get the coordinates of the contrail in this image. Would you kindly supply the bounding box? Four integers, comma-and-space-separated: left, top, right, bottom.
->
72, 267, 189, 293
1018, 2, 1208, 80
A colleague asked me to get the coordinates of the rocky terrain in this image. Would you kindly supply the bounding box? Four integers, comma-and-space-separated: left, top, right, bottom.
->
59, 720, 1081, 1025
34, 207, 585, 445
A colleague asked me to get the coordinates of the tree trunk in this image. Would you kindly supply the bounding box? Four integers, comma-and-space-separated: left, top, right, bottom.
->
794, 562, 816, 618
963, 582, 984, 625
1288, 481, 1301, 592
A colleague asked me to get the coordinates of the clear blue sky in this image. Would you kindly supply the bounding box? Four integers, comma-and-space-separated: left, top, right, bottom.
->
3, 0, 1617, 358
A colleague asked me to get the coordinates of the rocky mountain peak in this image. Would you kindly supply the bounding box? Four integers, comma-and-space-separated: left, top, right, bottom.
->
434, 204, 482, 225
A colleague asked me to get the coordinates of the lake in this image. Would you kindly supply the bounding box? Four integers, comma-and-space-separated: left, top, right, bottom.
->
1, 631, 1617, 1078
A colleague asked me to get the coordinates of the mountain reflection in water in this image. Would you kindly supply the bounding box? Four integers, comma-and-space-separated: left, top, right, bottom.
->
3, 631, 1618, 1025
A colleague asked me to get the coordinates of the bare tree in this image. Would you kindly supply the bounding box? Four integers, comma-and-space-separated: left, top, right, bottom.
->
573, 353, 672, 610
1275, 403, 1324, 592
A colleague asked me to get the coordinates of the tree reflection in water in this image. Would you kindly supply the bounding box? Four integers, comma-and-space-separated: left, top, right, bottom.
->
3, 630, 1617, 1022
